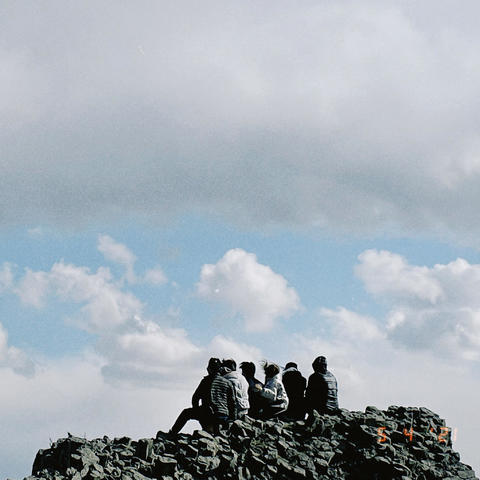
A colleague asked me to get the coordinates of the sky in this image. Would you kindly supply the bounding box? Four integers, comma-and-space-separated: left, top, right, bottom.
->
1, 1, 480, 477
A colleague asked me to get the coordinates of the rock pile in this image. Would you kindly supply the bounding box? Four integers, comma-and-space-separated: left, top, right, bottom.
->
25, 406, 477, 480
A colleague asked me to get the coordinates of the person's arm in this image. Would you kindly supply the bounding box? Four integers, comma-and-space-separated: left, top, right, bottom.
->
319, 376, 328, 408
260, 379, 277, 402
305, 375, 315, 413
228, 383, 237, 420
301, 376, 307, 394
191, 378, 206, 408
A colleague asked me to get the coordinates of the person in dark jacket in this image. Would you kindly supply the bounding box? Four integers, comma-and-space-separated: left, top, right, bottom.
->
169, 357, 221, 434
239, 361, 263, 418
282, 362, 307, 420
305, 356, 338, 416
210, 365, 237, 432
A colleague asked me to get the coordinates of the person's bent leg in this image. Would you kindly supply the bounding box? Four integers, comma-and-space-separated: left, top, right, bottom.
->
170, 407, 197, 434
198, 407, 214, 431
212, 415, 229, 435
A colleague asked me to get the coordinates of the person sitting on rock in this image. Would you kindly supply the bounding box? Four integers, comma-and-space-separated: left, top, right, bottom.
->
282, 361, 307, 420
305, 356, 338, 416
210, 365, 237, 432
239, 361, 264, 418
258, 362, 289, 420
168, 357, 221, 435
222, 358, 250, 419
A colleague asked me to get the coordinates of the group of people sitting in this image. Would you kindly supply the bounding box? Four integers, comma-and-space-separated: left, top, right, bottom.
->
168, 355, 338, 435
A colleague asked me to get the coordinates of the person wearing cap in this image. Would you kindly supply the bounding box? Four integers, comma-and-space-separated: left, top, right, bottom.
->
239, 361, 264, 418
282, 361, 307, 420
168, 357, 221, 435
305, 356, 338, 416
258, 362, 289, 420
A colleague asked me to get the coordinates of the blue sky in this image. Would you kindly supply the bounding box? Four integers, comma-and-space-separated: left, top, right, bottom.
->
1, 1, 480, 477
5, 219, 479, 357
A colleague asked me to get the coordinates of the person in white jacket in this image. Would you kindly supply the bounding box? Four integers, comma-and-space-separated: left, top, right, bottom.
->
222, 358, 250, 418
258, 362, 289, 420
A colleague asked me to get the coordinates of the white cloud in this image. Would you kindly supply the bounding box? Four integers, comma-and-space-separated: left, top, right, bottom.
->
208, 335, 262, 364
197, 248, 300, 331
100, 330, 265, 389
98, 234, 137, 283
356, 249, 480, 360
16, 269, 50, 308
0, 262, 14, 293
355, 250, 444, 304
22, 261, 144, 333
0, 322, 35, 377
143, 267, 168, 286
319, 307, 384, 342
9, 245, 268, 389
12, 259, 198, 386
100, 317, 202, 387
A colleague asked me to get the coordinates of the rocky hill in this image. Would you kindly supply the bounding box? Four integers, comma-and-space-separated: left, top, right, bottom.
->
24, 406, 477, 480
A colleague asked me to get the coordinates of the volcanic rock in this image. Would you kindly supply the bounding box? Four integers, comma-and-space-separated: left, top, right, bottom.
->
23, 406, 477, 480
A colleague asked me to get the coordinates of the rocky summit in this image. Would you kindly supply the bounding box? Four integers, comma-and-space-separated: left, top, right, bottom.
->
24, 406, 477, 480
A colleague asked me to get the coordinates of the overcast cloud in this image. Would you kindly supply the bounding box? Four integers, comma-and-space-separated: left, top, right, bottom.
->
2, 1, 480, 238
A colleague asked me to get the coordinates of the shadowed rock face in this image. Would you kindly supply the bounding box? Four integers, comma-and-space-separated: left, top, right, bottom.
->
25, 406, 477, 480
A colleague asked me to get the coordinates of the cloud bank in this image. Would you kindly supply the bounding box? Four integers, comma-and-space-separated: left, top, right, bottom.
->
2, 1, 480, 240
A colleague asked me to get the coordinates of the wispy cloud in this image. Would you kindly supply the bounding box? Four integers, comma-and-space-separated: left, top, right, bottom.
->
143, 267, 168, 286
0, 262, 14, 293
98, 234, 137, 284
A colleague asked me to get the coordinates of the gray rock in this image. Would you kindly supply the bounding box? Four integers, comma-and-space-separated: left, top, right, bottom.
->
134, 439, 153, 462
23, 406, 478, 480
153, 456, 177, 476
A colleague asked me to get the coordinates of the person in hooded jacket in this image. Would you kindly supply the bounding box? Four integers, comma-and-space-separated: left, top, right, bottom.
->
282, 361, 307, 420
239, 361, 263, 418
305, 356, 338, 416
168, 357, 221, 435
258, 362, 289, 420
210, 365, 237, 433
222, 358, 250, 418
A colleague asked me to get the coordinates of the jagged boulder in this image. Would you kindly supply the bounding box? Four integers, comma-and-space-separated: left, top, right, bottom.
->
23, 406, 477, 480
